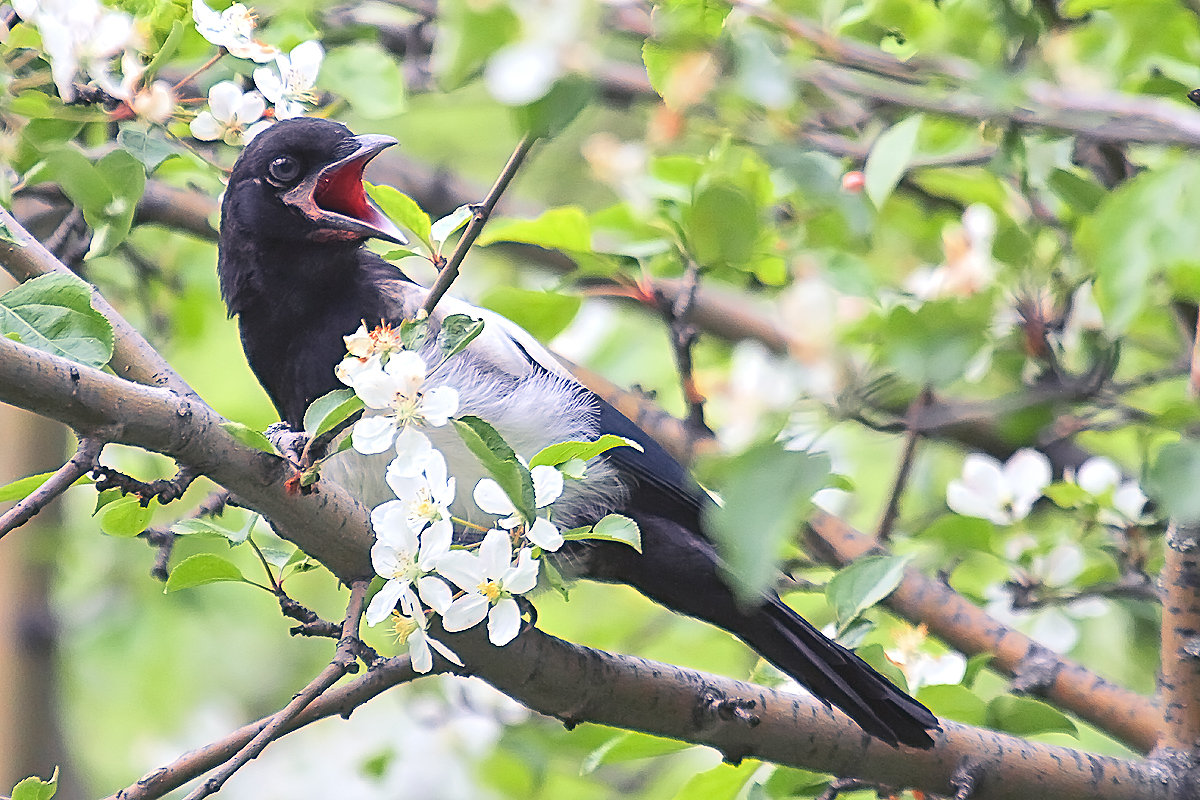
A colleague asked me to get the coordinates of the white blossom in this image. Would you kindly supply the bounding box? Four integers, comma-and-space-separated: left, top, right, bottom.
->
191, 0, 278, 63
391, 581, 462, 674
437, 529, 540, 646
15, 0, 134, 102
365, 501, 451, 626
473, 464, 565, 551
344, 351, 459, 455
189, 80, 270, 145
254, 40, 323, 119
946, 448, 1052, 525
1070, 456, 1149, 526
385, 447, 456, 543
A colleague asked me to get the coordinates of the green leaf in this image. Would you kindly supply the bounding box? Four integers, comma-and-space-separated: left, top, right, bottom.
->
853, 642, 909, 691
11, 768, 58, 800
117, 122, 179, 172
542, 555, 570, 600
1146, 439, 1200, 523
321, 43, 407, 119
918, 684, 987, 726
986, 695, 1077, 737
479, 287, 582, 341
672, 760, 760, 800
698, 443, 831, 605
142, 19, 186, 81
431, 205, 473, 245
531, 434, 643, 468
94, 496, 153, 538
513, 74, 594, 137
581, 732, 691, 775
477, 206, 591, 251
684, 182, 759, 267
0, 470, 91, 502
1046, 168, 1105, 214
871, 295, 992, 387
165, 553, 248, 592
365, 182, 432, 251
825, 554, 912, 634
1078, 158, 1200, 335
170, 518, 236, 539
563, 514, 642, 552
220, 422, 279, 455
0, 273, 114, 368
89, 148, 147, 257
452, 415, 535, 522
864, 113, 924, 207
434, 0, 519, 90
400, 316, 431, 351
438, 314, 485, 359
303, 388, 365, 438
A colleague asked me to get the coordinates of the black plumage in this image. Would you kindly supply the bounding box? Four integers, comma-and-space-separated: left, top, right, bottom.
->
217, 117, 940, 749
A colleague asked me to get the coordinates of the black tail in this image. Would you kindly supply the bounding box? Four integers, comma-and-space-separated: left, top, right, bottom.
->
745, 596, 939, 748
583, 513, 940, 749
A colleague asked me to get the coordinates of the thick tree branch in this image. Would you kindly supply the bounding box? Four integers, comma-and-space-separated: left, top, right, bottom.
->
0, 307, 1174, 798
1158, 523, 1200, 756
807, 511, 1159, 753
0, 208, 198, 399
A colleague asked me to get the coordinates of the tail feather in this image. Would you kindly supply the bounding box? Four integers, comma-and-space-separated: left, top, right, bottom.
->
582, 513, 940, 749
749, 596, 939, 748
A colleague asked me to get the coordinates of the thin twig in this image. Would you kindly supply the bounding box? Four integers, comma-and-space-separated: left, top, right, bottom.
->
0, 437, 104, 539
182, 580, 371, 799
876, 386, 931, 543
107, 655, 423, 800
172, 50, 225, 93
421, 134, 538, 315
658, 258, 710, 434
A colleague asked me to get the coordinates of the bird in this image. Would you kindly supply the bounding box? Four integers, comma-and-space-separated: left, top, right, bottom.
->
216, 116, 940, 749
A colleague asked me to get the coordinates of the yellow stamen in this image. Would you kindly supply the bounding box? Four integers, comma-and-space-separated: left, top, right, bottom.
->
478, 580, 502, 602
392, 616, 418, 644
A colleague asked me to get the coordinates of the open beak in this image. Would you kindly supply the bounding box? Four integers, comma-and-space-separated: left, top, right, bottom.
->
281, 133, 409, 245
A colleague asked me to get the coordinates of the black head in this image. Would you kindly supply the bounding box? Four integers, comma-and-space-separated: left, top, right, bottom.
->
221, 117, 407, 246
217, 117, 408, 313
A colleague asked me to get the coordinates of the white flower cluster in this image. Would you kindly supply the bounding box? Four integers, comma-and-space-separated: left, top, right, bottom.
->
190, 1, 324, 145
14, 0, 175, 120
947, 449, 1149, 528
335, 323, 572, 673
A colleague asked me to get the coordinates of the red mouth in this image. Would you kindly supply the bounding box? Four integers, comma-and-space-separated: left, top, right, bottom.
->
314, 156, 376, 222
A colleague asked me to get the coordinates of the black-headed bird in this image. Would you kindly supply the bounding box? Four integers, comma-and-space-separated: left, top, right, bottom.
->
217, 117, 939, 749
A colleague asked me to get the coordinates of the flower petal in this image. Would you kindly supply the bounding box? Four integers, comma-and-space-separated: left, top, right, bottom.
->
384, 350, 427, 396
503, 548, 539, 595
407, 630, 434, 673
288, 39, 325, 84
351, 415, 397, 455
441, 593, 490, 632
1076, 457, 1120, 496
390, 426, 433, 477
531, 465, 564, 508
351, 364, 399, 409
427, 635, 464, 667
253, 65, 284, 103
487, 597, 522, 645
189, 111, 222, 141
234, 89, 266, 124
526, 516, 563, 551
418, 517, 453, 566
417, 575, 454, 614
371, 500, 419, 551
434, 550, 482, 591
420, 386, 459, 426
207, 80, 243, 122
473, 478, 515, 517
365, 578, 408, 626
479, 529, 513, 578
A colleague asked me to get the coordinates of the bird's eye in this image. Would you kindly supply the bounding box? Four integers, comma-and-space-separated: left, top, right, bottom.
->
267, 155, 302, 185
